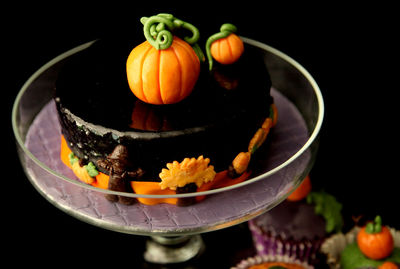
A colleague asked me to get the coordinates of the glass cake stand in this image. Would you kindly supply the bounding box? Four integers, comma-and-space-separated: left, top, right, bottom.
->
12, 37, 324, 264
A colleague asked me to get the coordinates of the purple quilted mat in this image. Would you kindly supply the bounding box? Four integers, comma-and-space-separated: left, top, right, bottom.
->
24, 88, 311, 235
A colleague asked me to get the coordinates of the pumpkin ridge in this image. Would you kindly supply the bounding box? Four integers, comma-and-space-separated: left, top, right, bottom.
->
139, 44, 153, 103
174, 37, 200, 67
170, 46, 183, 99
230, 34, 244, 62
173, 38, 200, 99
225, 36, 233, 59
215, 40, 221, 61
155, 49, 163, 104
142, 48, 162, 104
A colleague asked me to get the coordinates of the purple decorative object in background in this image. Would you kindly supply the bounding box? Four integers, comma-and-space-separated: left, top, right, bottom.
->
249, 200, 327, 265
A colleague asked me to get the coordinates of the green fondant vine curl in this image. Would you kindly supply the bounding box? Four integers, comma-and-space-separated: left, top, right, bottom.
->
205, 23, 238, 70
141, 13, 200, 50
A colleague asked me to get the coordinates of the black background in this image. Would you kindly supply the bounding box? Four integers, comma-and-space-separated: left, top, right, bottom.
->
4, 2, 399, 268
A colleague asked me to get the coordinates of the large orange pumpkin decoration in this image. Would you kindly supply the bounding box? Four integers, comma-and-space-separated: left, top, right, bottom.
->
357, 215, 394, 260
126, 14, 201, 105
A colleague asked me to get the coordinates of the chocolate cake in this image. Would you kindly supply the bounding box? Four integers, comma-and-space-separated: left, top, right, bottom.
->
54, 13, 276, 204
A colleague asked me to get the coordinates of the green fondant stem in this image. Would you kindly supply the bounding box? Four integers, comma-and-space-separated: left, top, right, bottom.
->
269, 105, 275, 119
141, 13, 200, 50
176, 19, 200, 45
142, 15, 174, 50
192, 43, 205, 62
205, 23, 237, 70
366, 215, 383, 234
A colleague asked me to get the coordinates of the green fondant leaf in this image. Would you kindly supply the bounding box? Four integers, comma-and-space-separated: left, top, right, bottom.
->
85, 162, 99, 177
340, 243, 400, 269
68, 152, 79, 165
306, 191, 343, 233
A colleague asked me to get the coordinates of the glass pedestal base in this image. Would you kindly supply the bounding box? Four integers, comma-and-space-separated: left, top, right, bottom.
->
145, 235, 205, 264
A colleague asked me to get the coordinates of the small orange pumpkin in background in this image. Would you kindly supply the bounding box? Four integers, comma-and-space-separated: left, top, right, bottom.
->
357, 216, 394, 260
127, 36, 200, 105
206, 23, 244, 70
210, 33, 244, 65
379, 262, 399, 269
287, 175, 312, 202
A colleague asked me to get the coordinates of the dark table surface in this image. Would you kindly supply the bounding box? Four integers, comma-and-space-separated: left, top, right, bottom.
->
4, 3, 399, 268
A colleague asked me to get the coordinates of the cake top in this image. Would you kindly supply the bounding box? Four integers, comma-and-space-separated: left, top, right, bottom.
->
126, 13, 245, 104
55, 14, 272, 133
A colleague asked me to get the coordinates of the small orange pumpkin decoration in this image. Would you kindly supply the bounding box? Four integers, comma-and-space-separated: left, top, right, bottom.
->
379, 262, 399, 269
357, 216, 394, 260
127, 36, 200, 105
287, 175, 312, 202
206, 23, 244, 70
211, 33, 244, 65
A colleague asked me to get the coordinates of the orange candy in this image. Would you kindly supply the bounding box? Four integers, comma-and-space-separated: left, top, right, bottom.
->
60, 135, 72, 169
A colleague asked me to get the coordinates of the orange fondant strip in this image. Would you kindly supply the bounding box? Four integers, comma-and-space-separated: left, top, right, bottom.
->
61, 135, 109, 189
60, 135, 72, 169
61, 135, 250, 205
130, 182, 177, 205
92, 172, 109, 190
196, 170, 251, 202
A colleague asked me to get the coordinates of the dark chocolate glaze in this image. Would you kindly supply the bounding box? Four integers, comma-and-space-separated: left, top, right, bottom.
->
55, 37, 273, 179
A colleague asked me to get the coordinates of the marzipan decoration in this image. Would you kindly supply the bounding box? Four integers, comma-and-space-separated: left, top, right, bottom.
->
206, 23, 244, 70
357, 216, 394, 260
69, 153, 96, 185
97, 145, 144, 205
229, 104, 278, 178
159, 156, 216, 190
126, 14, 201, 105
